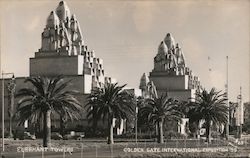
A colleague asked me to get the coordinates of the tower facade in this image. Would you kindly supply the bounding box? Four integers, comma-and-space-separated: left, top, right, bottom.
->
139, 33, 203, 135
140, 33, 202, 102
30, 1, 115, 94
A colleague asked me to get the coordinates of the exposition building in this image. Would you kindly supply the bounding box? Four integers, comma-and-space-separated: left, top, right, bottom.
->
140, 33, 202, 102
0, 1, 118, 134
1, 1, 203, 136
139, 33, 202, 134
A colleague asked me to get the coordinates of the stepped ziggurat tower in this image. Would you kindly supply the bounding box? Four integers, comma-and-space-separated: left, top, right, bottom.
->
139, 33, 202, 135
0, 1, 118, 133
30, 1, 115, 91
28, 1, 118, 129
140, 33, 202, 102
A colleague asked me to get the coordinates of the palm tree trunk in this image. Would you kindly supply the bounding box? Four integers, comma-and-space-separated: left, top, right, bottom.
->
206, 121, 211, 143
60, 116, 66, 137
107, 118, 114, 144
35, 122, 40, 136
43, 110, 51, 147
9, 116, 13, 138
155, 124, 158, 138
93, 118, 98, 134
157, 119, 164, 143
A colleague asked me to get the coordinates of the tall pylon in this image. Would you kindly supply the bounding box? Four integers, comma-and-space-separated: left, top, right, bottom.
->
208, 56, 212, 90
225, 56, 229, 140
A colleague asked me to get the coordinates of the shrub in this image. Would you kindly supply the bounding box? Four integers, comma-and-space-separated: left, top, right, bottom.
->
114, 132, 156, 139
164, 130, 186, 139
210, 130, 223, 138
83, 127, 108, 138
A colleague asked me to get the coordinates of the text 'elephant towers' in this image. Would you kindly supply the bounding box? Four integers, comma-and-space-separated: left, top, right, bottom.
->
140, 33, 202, 101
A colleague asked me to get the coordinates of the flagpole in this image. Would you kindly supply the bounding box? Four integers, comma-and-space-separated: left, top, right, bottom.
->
226, 56, 229, 140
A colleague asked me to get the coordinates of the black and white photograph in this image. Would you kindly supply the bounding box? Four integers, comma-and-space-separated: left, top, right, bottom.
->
0, 0, 249, 157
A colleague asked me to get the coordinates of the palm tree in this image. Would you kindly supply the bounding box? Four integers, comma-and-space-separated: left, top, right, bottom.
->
15, 76, 83, 147
140, 94, 182, 143
177, 101, 203, 138
86, 82, 135, 144
137, 96, 153, 135
187, 106, 202, 138
192, 88, 228, 143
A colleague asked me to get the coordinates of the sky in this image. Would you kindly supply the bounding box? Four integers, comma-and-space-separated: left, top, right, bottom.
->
0, 0, 249, 102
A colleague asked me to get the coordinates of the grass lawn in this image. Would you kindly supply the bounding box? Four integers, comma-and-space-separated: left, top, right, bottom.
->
0, 138, 248, 158
1, 138, 229, 151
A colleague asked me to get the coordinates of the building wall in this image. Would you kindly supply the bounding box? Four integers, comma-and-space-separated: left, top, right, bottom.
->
30, 55, 84, 76
0, 75, 91, 131
83, 74, 92, 94
149, 72, 188, 91
124, 88, 142, 97
157, 89, 196, 102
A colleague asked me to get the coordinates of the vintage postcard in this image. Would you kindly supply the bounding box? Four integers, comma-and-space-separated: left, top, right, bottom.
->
0, 0, 249, 157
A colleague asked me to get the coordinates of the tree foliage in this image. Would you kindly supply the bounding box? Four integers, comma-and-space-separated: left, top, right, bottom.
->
140, 94, 182, 143
190, 88, 228, 142
86, 82, 135, 144
15, 76, 82, 147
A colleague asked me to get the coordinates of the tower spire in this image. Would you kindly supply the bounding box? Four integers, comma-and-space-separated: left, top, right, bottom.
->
56, 1, 71, 21
164, 33, 175, 49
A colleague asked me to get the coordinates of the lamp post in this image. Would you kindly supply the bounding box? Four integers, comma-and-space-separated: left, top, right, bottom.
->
7, 75, 16, 138
135, 106, 138, 144
236, 86, 243, 139
1, 71, 15, 152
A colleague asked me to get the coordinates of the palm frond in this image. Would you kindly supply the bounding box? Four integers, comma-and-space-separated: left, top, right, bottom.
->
15, 76, 83, 126
86, 82, 135, 126
192, 88, 228, 128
